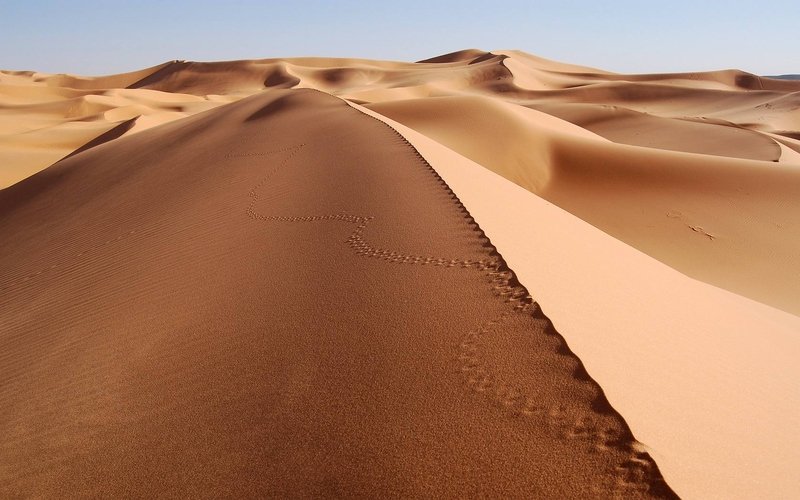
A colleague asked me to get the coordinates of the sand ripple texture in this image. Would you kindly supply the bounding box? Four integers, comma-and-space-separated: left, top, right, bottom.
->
0, 89, 675, 498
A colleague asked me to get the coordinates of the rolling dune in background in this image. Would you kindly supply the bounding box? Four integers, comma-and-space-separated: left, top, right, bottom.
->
2, 49, 799, 498
3, 49, 799, 313
0, 89, 674, 498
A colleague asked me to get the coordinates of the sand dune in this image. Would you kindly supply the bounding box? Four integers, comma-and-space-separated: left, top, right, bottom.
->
528, 102, 782, 161
3, 51, 798, 316
0, 68, 231, 187
367, 95, 800, 316
2, 49, 800, 497
0, 89, 674, 497
365, 108, 800, 499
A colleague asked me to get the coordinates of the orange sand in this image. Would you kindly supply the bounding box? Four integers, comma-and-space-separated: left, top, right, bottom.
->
2, 49, 799, 498
0, 89, 673, 497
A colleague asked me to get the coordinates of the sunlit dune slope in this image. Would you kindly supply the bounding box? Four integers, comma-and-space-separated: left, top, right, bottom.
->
367, 95, 800, 315
0, 88, 674, 498
361, 104, 800, 500
3, 49, 799, 312
2, 48, 799, 499
3, 48, 799, 314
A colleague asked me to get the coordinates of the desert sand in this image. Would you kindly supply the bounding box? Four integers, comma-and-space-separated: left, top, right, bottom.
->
1, 50, 799, 498
368, 108, 800, 500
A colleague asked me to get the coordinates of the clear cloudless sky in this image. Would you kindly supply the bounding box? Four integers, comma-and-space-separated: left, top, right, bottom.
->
1, 0, 798, 76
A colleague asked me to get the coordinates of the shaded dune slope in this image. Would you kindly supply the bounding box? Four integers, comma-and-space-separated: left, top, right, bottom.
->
59, 116, 138, 160
367, 94, 800, 315
529, 102, 782, 161
4, 48, 798, 190
0, 89, 674, 497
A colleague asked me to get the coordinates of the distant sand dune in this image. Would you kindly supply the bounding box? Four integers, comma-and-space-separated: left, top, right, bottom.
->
0, 89, 675, 497
2, 49, 799, 498
3, 52, 798, 315
371, 110, 800, 499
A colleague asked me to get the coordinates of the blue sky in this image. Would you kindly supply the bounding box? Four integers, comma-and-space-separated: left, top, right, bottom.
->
1, 0, 798, 76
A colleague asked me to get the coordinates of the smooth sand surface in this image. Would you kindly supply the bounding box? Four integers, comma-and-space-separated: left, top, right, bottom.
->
3, 51, 799, 314
2, 49, 799, 498
0, 89, 674, 497
364, 108, 800, 499
367, 95, 800, 316
0, 69, 225, 187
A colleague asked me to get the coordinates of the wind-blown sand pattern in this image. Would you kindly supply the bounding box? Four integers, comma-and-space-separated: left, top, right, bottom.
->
377, 112, 800, 500
3, 50, 799, 314
2, 49, 799, 498
0, 89, 674, 497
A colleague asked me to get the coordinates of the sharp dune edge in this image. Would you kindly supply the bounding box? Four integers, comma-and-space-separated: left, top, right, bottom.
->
1, 50, 799, 498
360, 106, 800, 500
1, 88, 673, 498
3, 50, 800, 314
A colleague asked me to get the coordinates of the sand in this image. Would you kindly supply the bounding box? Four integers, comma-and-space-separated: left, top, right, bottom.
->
0, 89, 674, 497
365, 96, 800, 317
364, 107, 800, 499
2, 49, 799, 498
3, 51, 799, 314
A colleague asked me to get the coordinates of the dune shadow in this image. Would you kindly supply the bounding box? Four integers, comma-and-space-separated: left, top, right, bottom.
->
58, 117, 138, 162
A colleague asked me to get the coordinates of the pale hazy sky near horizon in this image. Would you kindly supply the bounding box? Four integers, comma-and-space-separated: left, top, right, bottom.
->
1, 0, 798, 76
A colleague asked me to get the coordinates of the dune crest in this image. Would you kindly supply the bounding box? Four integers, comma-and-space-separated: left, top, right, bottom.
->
2, 49, 799, 498
3, 49, 799, 315
361, 105, 800, 499
1, 88, 676, 497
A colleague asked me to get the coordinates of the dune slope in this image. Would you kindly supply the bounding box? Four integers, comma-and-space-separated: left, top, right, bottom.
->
367, 95, 800, 315
5, 50, 798, 314
367, 108, 800, 499
0, 89, 674, 497
3, 49, 799, 498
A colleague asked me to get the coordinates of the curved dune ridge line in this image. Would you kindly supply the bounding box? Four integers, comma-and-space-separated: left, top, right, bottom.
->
365, 95, 800, 317
1, 49, 799, 496
2, 49, 799, 316
0, 88, 677, 497
357, 106, 800, 500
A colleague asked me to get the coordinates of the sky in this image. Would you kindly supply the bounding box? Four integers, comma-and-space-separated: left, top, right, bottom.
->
1, 0, 798, 76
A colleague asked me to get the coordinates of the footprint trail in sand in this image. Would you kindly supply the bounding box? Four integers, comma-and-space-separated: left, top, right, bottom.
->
0, 89, 675, 498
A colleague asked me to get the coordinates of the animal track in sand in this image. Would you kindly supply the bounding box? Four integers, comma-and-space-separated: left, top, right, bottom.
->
233, 108, 665, 496
242, 142, 500, 271
688, 224, 716, 240
1, 95, 667, 495
666, 210, 716, 240
459, 311, 624, 445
